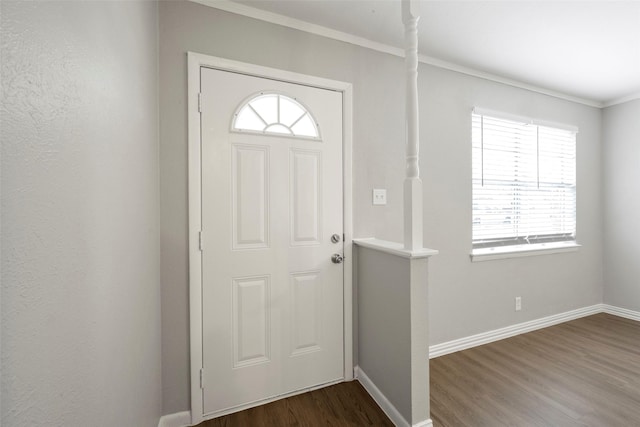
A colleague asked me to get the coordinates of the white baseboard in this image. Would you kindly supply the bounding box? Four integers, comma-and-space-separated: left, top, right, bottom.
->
355, 366, 433, 427
602, 304, 640, 322
429, 304, 604, 359
158, 411, 191, 427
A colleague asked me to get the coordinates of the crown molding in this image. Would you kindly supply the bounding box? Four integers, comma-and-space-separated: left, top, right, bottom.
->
191, 0, 610, 108
602, 92, 640, 108
418, 53, 603, 108
192, 0, 403, 58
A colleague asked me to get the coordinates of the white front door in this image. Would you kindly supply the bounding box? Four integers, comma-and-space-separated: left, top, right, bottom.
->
200, 67, 344, 417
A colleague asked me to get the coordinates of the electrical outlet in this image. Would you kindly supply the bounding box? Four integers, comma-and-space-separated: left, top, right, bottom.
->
372, 189, 387, 205
515, 296, 522, 311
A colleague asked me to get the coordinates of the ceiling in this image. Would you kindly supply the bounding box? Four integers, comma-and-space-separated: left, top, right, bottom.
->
228, 0, 640, 106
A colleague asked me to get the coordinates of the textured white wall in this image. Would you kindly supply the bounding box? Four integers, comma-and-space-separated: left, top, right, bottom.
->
159, 1, 604, 414
603, 99, 640, 311
1, 2, 161, 426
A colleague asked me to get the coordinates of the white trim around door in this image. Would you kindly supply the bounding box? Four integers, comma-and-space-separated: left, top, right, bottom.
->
187, 52, 354, 426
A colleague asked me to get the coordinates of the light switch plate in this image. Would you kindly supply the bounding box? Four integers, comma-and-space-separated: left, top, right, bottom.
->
373, 189, 387, 205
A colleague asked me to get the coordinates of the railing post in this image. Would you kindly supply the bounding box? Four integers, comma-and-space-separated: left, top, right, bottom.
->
402, 0, 423, 251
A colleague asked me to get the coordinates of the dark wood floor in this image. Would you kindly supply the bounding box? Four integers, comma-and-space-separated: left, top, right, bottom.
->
431, 313, 640, 427
196, 313, 640, 426
196, 381, 394, 426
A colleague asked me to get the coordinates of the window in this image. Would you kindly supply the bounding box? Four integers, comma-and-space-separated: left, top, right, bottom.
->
232, 93, 320, 139
472, 110, 577, 256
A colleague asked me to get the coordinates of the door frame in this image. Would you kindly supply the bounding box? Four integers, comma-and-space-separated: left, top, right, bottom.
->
187, 52, 354, 424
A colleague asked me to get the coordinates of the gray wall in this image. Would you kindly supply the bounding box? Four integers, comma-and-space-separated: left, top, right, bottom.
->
1, 2, 162, 426
356, 245, 431, 424
603, 99, 640, 311
159, 1, 604, 414
423, 66, 603, 344
159, 1, 407, 413
357, 247, 412, 421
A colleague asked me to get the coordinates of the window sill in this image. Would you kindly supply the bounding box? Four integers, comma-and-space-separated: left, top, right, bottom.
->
470, 242, 581, 262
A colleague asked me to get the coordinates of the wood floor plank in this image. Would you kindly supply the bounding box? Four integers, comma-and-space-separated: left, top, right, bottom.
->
430, 313, 640, 427
196, 381, 394, 427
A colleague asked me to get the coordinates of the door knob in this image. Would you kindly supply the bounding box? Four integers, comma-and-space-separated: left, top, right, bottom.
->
331, 253, 344, 264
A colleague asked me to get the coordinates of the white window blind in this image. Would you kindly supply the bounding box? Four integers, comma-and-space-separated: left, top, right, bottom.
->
472, 111, 576, 249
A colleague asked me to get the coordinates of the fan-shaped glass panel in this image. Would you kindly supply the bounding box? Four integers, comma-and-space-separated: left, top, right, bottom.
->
265, 124, 292, 135
234, 105, 264, 132
279, 97, 305, 127
291, 114, 317, 138
233, 93, 320, 139
250, 95, 278, 125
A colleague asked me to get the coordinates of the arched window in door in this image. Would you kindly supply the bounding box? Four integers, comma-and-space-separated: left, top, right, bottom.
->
232, 92, 321, 140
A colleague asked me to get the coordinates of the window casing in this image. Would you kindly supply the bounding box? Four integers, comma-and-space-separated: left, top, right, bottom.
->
472, 111, 577, 252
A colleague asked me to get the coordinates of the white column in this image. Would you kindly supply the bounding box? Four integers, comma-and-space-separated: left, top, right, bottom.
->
402, 0, 423, 251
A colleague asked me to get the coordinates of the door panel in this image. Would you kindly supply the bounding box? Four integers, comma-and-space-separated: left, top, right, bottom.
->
200, 67, 344, 416
290, 270, 322, 356
232, 275, 270, 368
231, 144, 270, 249
290, 149, 322, 245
